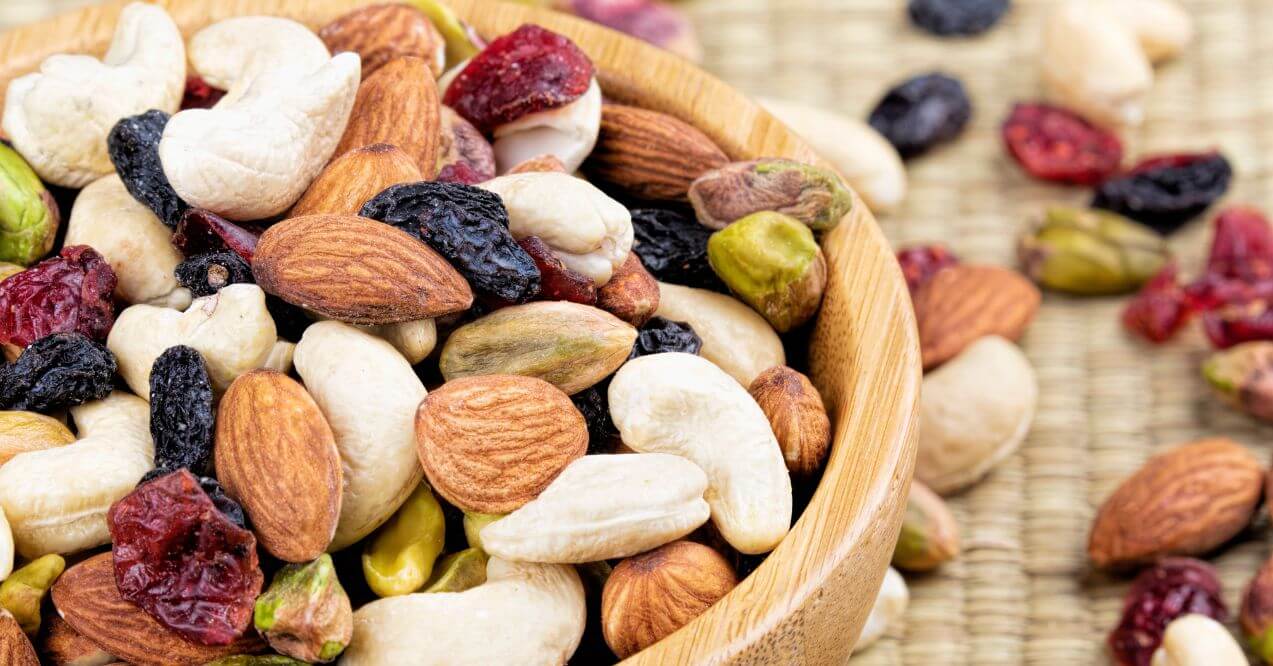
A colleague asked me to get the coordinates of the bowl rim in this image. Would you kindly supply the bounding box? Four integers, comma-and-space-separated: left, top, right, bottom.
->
0, 1, 922, 663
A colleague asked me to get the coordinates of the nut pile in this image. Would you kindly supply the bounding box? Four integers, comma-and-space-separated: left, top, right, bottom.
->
0, 2, 859, 663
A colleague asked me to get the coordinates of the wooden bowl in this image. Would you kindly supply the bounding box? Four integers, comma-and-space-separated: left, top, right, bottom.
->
0, 2, 921, 663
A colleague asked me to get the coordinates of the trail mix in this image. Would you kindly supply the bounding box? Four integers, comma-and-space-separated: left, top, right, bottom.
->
0, 2, 863, 663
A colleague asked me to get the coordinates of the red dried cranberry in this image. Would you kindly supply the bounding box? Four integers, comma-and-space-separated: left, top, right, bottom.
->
518, 236, 598, 305
181, 76, 226, 110
1002, 103, 1123, 185
443, 24, 595, 133
896, 244, 959, 294
1202, 300, 1273, 349
1122, 264, 1193, 344
107, 469, 263, 647
0, 246, 117, 348
172, 209, 263, 262
1108, 558, 1227, 666
1205, 206, 1273, 282
436, 161, 487, 185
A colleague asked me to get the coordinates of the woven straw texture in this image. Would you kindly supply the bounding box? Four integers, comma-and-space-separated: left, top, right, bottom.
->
2, 0, 1270, 664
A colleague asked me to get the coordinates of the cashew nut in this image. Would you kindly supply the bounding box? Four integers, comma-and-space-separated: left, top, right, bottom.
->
340, 558, 585, 665
65, 175, 191, 309
107, 284, 280, 399
854, 567, 908, 653
0, 392, 152, 559
655, 282, 785, 386
1042, 1, 1153, 127
294, 321, 426, 551
609, 352, 792, 554
2, 3, 185, 187
481, 454, 711, 564
1151, 614, 1245, 666
493, 80, 602, 175
186, 17, 331, 102
1105, 0, 1193, 64
481, 172, 633, 285
359, 319, 437, 365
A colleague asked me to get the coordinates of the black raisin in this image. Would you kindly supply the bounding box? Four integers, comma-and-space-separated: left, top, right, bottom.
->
266, 296, 313, 342
571, 385, 619, 455
629, 317, 702, 359
174, 251, 254, 297
868, 73, 972, 158
108, 110, 188, 228
630, 208, 726, 292
1092, 152, 1233, 234
0, 333, 116, 412
361, 182, 540, 303
149, 346, 214, 477
908, 0, 1010, 37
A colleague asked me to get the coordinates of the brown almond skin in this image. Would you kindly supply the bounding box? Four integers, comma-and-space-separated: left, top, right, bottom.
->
913, 265, 1041, 370
748, 365, 831, 478
437, 106, 495, 180
584, 104, 729, 201
253, 214, 473, 325
51, 554, 265, 666
215, 370, 343, 563
1088, 438, 1264, 569
39, 616, 116, 666
335, 56, 442, 179
597, 253, 661, 327
508, 154, 569, 175
319, 3, 445, 78
291, 144, 423, 218
0, 611, 38, 666
415, 374, 588, 514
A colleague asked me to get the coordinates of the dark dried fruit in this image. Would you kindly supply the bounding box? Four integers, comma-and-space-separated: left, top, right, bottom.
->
571, 385, 618, 455
1206, 206, 1273, 282
629, 316, 701, 359
360, 181, 540, 303
1002, 103, 1123, 185
897, 244, 959, 294
181, 76, 226, 111
0, 332, 116, 412
630, 207, 725, 292
149, 346, 215, 477
436, 162, 486, 185
172, 209, 263, 262
108, 110, 188, 228
175, 252, 255, 298
0, 245, 117, 348
518, 236, 596, 305
266, 296, 314, 343
1093, 152, 1233, 234
1108, 558, 1227, 666
443, 24, 595, 133
137, 470, 248, 529
1201, 299, 1273, 350
908, 0, 1010, 36
107, 469, 263, 647
1122, 264, 1192, 344
867, 72, 972, 158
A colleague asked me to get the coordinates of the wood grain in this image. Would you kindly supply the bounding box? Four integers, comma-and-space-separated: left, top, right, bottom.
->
0, 2, 921, 663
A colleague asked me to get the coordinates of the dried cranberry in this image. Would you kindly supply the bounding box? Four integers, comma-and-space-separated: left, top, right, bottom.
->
518, 236, 597, 305
1202, 300, 1273, 349
181, 76, 226, 110
1205, 206, 1273, 282
867, 73, 972, 158
443, 24, 595, 133
1122, 264, 1193, 344
1002, 103, 1122, 185
897, 244, 959, 294
0, 246, 117, 348
908, 0, 1010, 37
1093, 152, 1233, 234
1108, 558, 1227, 666
171, 209, 263, 262
108, 469, 263, 647
436, 161, 487, 185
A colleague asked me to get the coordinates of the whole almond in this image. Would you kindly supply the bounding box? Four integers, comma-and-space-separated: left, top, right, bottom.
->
319, 3, 446, 78
584, 103, 729, 201
913, 264, 1041, 370
0, 610, 37, 666
597, 253, 660, 327
253, 214, 473, 324
1088, 438, 1264, 569
416, 374, 588, 514
51, 553, 264, 666
39, 616, 116, 666
291, 144, 423, 218
215, 370, 343, 563
748, 365, 831, 478
335, 56, 442, 178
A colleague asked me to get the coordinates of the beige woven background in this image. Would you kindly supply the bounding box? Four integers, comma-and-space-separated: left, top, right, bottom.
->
2, 0, 1271, 664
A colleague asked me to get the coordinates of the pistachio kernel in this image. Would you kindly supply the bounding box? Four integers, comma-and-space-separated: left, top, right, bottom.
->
707, 211, 827, 333
1019, 206, 1168, 295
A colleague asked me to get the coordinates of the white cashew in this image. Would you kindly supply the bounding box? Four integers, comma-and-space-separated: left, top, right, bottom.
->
359, 319, 437, 365
1, 3, 185, 187
0, 392, 152, 559
1104, 0, 1193, 64
65, 175, 191, 309
655, 282, 785, 386
493, 79, 602, 175
609, 353, 792, 554
481, 172, 633, 285
1042, 1, 1153, 127
294, 321, 426, 551
265, 340, 297, 374
1151, 614, 1246, 666
0, 507, 11, 581
481, 454, 710, 564
107, 284, 279, 399
340, 558, 585, 666
854, 567, 908, 653
186, 17, 331, 103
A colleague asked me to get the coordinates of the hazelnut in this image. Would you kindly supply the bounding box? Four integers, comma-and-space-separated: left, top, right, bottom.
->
748, 365, 832, 478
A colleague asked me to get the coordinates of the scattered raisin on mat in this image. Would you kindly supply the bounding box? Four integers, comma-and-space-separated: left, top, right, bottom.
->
1092, 152, 1233, 234
180, 76, 226, 111
630, 207, 726, 292
149, 346, 215, 477
0, 245, 117, 348
1002, 103, 1123, 185
630, 317, 702, 359
1108, 558, 1226, 666
908, 0, 1010, 37
107, 469, 263, 647
171, 209, 263, 262
0, 332, 116, 413
175, 251, 254, 298
108, 110, 188, 228
518, 236, 596, 305
571, 384, 619, 455
896, 244, 959, 294
868, 72, 972, 158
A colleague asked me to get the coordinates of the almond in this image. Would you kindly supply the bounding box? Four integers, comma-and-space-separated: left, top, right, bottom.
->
1088, 438, 1264, 569
39, 616, 116, 666
913, 264, 1041, 370
584, 103, 729, 201
319, 3, 446, 78
215, 370, 343, 563
253, 214, 473, 324
508, 154, 568, 175
51, 553, 264, 666
415, 374, 588, 514
291, 144, 423, 218
596, 253, 660, 326
0, 610, 37, 666
335, 56, 442, 178
748, 365, 831, 478
437, 106, 495, 180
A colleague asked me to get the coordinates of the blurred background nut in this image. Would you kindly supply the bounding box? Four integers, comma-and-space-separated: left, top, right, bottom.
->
892, 481, 960, 572
318, 3, 446, 78
600, 540, 737, 659
0, 554, 64, 634
1151, 614, 1245, 665
854, 567, 908, 652
0, 144, 58, 267
1041, 1, 1153, 127
1243, 555, 1273, 663
0, 411, 74, 467
557, 0, 702, 61
708, 212, 827, 333
361, 484, 446, 598
1019, 206, 1168, 295
689, 158, 851, 231
1105, 0, 1194, 64
254, 554, 352, 663
1203, 342, 1273, 423
747, 365, 831, 478
655, 282, 785, 386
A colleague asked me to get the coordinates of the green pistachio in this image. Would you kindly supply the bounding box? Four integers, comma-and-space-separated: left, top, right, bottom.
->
408, 0, 481, 68
707, 212, 827, 333
462, 511, 504, 552
1018, 206, 1168, 296
1242, 556, 1273, 663
205, 657, 310, 666
0, 554, 65, 634
892, 480, 960, 572
689, 158, 852, 231
422, 548, 489, 593
254, 554, 352, 663
362, 483, 446, 597
0, 144, 58, 267
1203, 342, 1273, 423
